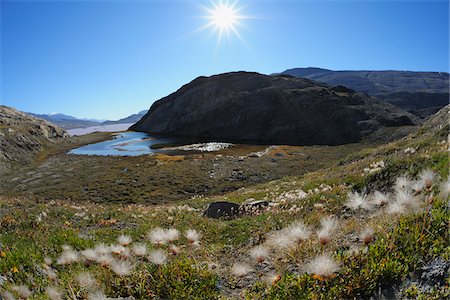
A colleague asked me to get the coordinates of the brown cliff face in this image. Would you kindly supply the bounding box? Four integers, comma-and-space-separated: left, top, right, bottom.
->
0, 105, 68, 162
131, 72, 416, 146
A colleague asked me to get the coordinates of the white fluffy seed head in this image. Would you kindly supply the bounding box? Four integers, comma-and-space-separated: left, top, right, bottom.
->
395, 175, 413, 192
440, 177, 450, 199
117, 234, 132, 246
81, 249, 98, 262
43, 257, 52, 266
131, 243, 147, 257
149, 249, 167, 265
87, 291, 108, 300
266, 231, 296, 250
1, 291, 16, 300
360, 227, 375, 245
411, 180, 425, 193
148, 227, 168, 245
230, 263, 252, 277
285, 221, 311, 243
305, 254, 340, 278
166, 228, 180, 242
76, 272, 96, 288
110, 260, 133, 276
370, 191, 390, 206
56, 246, 79, 265
12, 285, 32, 299
419, 169, 436, 189
387, 201, 406, 216
110, 244, 126, 255
345, 191, 372, 210
250, 245, 269, 263
395, 189, 421, 213
94, 244, 110, 256
169, 245, 180, 255
185, 229, 201, 243
263, 273, 281, 285
96, 254, 114, 267
45, 286, 62, 300
318, 216, 338, 245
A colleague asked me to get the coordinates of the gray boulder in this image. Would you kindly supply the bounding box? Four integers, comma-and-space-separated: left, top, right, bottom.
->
204, 201, 240, 219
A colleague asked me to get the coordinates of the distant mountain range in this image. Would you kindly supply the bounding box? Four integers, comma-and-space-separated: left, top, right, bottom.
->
32, 110, 147, 129
279, 68, 449, 117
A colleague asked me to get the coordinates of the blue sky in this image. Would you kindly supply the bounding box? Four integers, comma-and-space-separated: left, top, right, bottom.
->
1, 0, 449, 120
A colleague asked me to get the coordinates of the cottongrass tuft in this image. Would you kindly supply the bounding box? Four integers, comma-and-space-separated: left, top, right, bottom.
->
305, 254, 340, 279
419, 168, 436, 189
185, 229, 202, 243
317, 216, 338, 245
285, 221, 311, 243
148, 249, 167, 265
360, 227, 375, 245
110, 244, 126, 255
45, 286, 62, 300
94, 244, 110, 256
395, 175, 413, 191
43, 257, 52, 266
76, 272, 96, 288
147, 227, 168, 245
117, 234, 132, 246
266, 231, 296, 250
81, 248, 98, 262
250, 245, 269, 263
96, 254, 114, 267
395, 189, 421, 214
57, 245, 79, 265
263, 273, 281, 285
11, 285, 32, 299
166, 228, 180, 243
440, 177, 450, 199
230, 263, 252, 277
1, 291, 16, 300
387, 201, 406, 216
370, 191, 390, 207
131, 243, 147, 257
87, 291, 109, 300
110, 260, 133, 276
169, 245, 180, 255
345, 191, 372, 210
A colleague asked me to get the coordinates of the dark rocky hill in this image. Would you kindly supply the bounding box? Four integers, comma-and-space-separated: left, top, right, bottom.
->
0, 106, 68, 163
131, 72, 416, 146
279, 68, 449, 117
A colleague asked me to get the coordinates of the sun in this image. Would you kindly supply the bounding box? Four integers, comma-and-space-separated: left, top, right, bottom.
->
209, 2, 239, 31
202, 0, 247, 43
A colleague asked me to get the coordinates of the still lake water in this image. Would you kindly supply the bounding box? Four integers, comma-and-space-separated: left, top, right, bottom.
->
69, 132, 233, 156
69, 132, 175, 156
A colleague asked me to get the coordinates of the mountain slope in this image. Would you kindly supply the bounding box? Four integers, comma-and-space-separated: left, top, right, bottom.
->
280, 68, 449, 94
102, 110, 147, 125
279, 68, 449, 117
31, 113, 102, 129
0, 106, 68, 162
131, 72, 416, 146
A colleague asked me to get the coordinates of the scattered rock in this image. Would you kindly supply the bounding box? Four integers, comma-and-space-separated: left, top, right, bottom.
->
240, 200, 270, 215
203, 201, 240, 219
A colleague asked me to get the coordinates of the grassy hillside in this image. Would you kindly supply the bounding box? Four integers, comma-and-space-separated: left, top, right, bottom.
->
0, 107, 448, 299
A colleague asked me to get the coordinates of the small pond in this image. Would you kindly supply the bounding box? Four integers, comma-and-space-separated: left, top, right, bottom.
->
68, 132, 233, 156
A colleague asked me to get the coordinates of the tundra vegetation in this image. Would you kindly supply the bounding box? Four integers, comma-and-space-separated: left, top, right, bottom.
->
0, 107, 449, 299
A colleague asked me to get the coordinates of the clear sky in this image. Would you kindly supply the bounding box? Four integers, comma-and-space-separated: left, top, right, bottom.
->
1, 0, 449, 120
